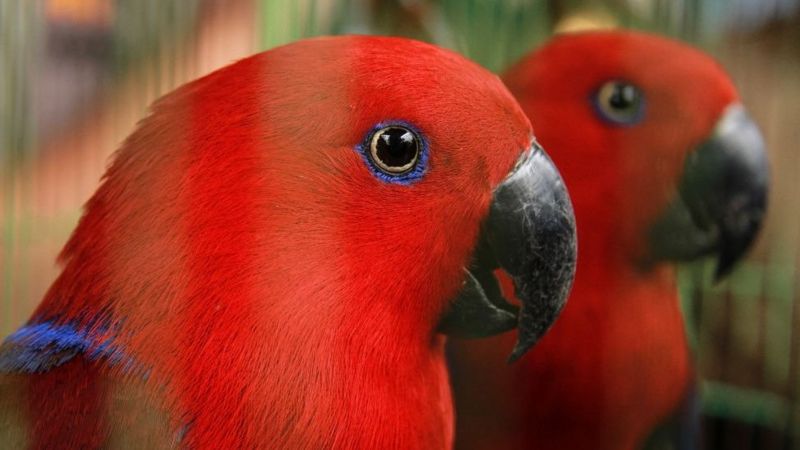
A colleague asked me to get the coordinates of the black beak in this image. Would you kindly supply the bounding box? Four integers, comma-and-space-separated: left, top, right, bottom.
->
438, 142, 577, 362
648, 104, 769, 279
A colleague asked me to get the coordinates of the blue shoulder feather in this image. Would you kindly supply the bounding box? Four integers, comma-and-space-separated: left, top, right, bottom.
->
0, 321, 132, 374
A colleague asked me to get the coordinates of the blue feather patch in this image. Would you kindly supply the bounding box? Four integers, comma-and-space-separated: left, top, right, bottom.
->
0, 321, 134, 374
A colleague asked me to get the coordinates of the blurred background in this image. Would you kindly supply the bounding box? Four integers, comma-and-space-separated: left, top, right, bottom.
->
0, 0, 797, 448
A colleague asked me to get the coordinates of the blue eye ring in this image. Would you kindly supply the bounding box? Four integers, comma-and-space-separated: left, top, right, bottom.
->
591, 79, 646, 126
356, 121, 429, 185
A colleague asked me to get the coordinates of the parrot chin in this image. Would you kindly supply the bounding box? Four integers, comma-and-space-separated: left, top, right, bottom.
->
647, 103, 769, 279
438, 143, 577, 363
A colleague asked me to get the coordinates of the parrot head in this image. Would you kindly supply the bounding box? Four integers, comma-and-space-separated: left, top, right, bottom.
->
10, 36, 575, 378
504, 31, 768, 278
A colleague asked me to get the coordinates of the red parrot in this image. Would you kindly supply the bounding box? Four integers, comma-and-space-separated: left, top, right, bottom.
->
449, 31, 768, 450
0, 36, 577, 449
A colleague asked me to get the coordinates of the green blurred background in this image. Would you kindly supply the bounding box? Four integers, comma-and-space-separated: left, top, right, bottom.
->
1, 0, 798, 448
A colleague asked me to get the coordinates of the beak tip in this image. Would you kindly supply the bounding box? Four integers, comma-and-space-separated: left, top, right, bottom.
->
714, 256, 736, 281
507, 343, 528, 364
713, 266, 730, 283
714, 215, 765, 281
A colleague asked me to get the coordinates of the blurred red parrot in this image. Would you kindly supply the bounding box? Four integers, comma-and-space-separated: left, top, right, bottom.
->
0, 36, 578, 449
449, 31, 768, 450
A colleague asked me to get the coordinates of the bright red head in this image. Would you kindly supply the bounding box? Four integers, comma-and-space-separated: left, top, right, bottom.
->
504, 31, 754, 265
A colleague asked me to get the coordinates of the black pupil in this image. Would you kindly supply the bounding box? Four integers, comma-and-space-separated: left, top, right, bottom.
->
376, 128, 417, 168
609, 84, 638, 110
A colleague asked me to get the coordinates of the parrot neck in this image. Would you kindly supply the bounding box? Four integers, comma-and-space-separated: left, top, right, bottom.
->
159, 307, 456, 449
32, 255, 457, 449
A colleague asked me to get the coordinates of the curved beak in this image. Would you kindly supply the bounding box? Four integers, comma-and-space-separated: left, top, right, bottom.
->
438, 142, 577, 362
648, 104, 769, 279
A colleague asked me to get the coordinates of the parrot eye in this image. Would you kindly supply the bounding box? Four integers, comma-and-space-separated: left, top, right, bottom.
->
593, 80, 645, 126
370, 126, 419, 173
359, 123, 427, 184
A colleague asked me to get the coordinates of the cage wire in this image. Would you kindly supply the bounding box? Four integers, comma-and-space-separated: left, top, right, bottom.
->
0, 0, 798, 448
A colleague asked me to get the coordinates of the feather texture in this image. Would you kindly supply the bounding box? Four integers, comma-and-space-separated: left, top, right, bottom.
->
1, 36, 533, 449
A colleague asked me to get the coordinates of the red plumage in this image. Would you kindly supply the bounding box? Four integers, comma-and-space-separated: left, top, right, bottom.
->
1, 36, 535, 449
450, 31, 741, 450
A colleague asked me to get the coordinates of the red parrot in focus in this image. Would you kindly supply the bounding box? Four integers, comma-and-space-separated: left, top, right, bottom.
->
0, 36, 577, 449
449, 31, 768, 450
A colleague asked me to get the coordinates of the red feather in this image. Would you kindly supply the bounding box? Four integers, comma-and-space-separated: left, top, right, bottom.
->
3, 36, 532, 449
